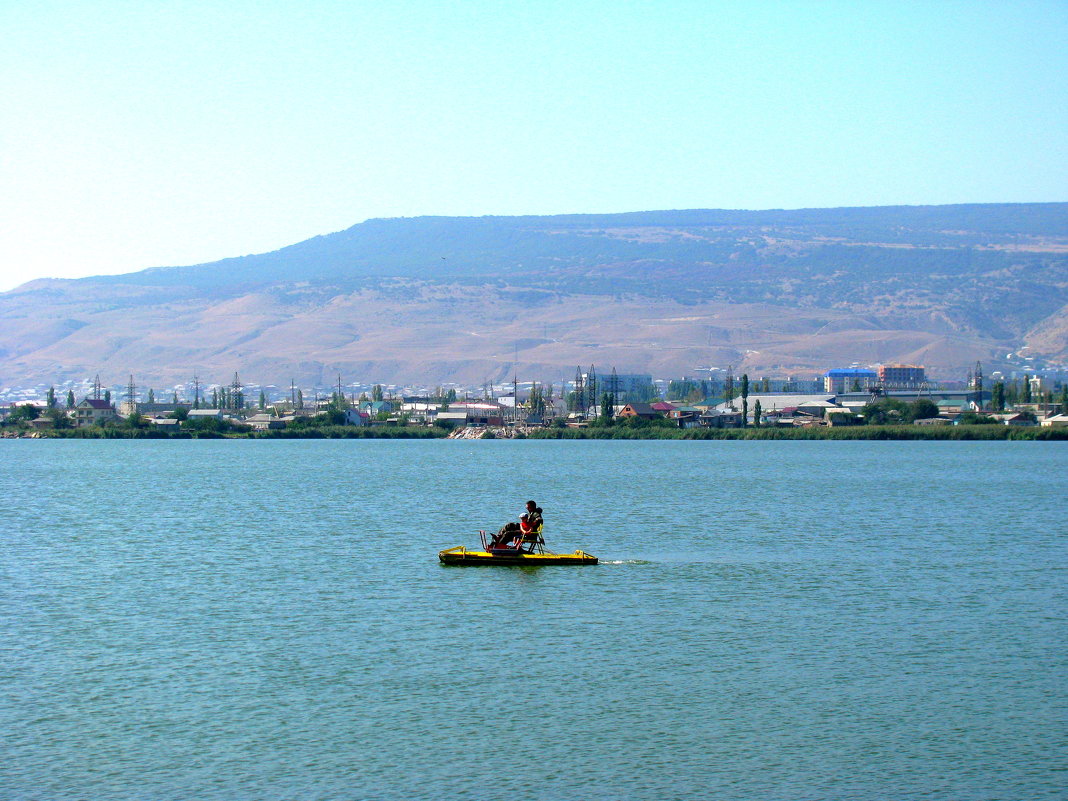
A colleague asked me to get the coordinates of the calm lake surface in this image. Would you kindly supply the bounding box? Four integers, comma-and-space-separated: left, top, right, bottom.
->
2, 439, 1066, 800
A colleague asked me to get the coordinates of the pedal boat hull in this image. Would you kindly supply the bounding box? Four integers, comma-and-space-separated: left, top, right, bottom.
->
438, 546, 598, 566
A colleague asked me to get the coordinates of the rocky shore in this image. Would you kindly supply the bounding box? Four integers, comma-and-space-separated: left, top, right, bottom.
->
447, 425, 545, 439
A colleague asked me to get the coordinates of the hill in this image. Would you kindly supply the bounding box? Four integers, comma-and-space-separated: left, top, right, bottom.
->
2, 203, 1066, 389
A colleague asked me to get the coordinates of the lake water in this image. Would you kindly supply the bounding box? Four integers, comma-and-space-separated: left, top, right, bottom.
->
2, 439, 1066, 800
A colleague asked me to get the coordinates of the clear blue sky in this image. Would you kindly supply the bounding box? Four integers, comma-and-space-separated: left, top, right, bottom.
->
1, 0, 1065, 290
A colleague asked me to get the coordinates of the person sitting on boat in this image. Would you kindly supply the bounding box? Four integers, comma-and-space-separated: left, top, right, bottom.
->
491, 500, 538, 548
526, 506, 543, 535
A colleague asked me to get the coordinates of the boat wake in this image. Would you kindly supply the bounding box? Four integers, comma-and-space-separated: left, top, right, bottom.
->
601, 559, 651, 566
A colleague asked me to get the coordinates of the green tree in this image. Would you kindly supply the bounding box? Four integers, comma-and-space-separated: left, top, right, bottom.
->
992, 381, 1005, 412
599, 391, 613, 422
958, 412, 999, 425
7, 404, 39, 424
1060, 384, 1068, 414
46, 386, 56, 409
259, 390, 267, 410
147, 388, 155, 403
908, 398, 940, 422
850, 378, 862, 392
297, 389, 304, 409
104, 389, 111, 404
861, 398, 909, 425
740, 374, 749, 428
171, 406, 189, 422
528, 383, 546, 416
753, 398, 762, 427
211, 387, 219, 407
446, 388, 457, 403
46, 407, 71, 429
372, 384, 384, 401
1022, 375, 1032, 403
125, 412, 145, 429
66, 390, 75, 408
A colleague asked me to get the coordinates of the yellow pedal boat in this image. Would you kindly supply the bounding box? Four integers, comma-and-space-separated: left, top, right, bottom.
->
438, 545, 598, 566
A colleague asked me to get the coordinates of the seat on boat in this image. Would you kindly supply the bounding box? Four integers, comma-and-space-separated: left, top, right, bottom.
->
480, 522, 545, 553
518, 521, 545, 553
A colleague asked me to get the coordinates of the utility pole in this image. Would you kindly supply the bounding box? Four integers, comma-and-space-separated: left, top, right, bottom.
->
231, 372, 243, 411
126, 374, 137, 413
587, 365, 597, 419
192, 373, 201, 409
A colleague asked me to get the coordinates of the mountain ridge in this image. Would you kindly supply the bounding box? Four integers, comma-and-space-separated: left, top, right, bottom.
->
2, 203, 1066, 388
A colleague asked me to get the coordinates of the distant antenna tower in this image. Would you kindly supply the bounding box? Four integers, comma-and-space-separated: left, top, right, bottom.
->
93, 374, 102, 400
610, 366, 619, 411
336, 372, 343, 402
192, 373, 201, 409
587, 365, 598, 418
231, 372, 243, 411
126, 374, 137, 411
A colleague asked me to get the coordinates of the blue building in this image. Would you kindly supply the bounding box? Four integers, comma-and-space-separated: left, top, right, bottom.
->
824, 368, 878, 393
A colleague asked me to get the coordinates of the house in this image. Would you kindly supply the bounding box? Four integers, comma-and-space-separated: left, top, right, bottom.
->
360, 400, 395, 416
650, 401, 676, 414
999, 412, 1037, 427
824, 368, 878, 393
667, 406, 702, 428
75, 398, 118, 428
700, 409, 744, 428
186, 409, 224, 421
1040, 414, 1068, 428
826, 410, 863, 426
450, 401, 506, 426
342, 409, 367, 426
245, 413, 287, 431
617, 402, 659, 419
434, 411, 469, 428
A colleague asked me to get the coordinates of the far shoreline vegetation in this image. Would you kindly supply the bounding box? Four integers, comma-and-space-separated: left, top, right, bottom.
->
4, 415, 1065, 441
3, 373, 1066, 441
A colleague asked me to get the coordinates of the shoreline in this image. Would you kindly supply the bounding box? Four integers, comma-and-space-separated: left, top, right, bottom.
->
6, 424, 1066, 441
